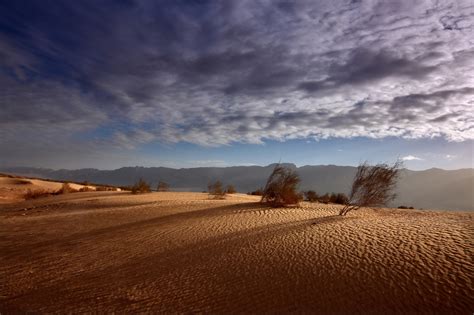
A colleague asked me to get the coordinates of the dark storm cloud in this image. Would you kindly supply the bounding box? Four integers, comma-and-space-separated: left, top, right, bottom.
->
0, 0, 473, 159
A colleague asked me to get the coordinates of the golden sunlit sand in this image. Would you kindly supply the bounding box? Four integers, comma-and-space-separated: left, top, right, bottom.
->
0, 191, 472, 313
0, 176, 99, 204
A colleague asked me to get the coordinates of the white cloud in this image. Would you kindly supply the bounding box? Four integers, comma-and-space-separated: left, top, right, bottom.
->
1, 0, 473, 164
402, 155, 424, 161
445, 154, 458, 160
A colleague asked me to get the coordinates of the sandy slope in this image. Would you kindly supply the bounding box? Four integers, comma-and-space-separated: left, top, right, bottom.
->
0, 176, 98, 204
0, 192, 472, 313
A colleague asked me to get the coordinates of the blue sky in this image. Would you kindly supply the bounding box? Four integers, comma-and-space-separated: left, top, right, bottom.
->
0, 1, 473, 170
137, 137, 473, 170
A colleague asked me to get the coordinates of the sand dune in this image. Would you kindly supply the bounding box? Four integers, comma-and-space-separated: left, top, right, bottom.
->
0, 192, 472, 313
0, 175, 101, 204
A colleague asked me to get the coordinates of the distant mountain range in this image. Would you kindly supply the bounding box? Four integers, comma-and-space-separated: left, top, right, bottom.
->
1, 165, 473, 211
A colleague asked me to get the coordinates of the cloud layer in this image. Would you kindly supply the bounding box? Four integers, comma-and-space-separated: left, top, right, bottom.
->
1, 0, 473, 157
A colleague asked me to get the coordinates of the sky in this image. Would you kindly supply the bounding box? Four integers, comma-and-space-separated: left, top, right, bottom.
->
0, 0, 473, 170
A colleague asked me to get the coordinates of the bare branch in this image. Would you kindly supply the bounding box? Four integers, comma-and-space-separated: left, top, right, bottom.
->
340, 160, 402, 216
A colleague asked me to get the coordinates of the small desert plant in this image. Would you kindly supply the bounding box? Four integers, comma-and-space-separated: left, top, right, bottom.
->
131, 178, 151, 194
157, 181, 170, 192
304, 190, 319, 202
261, 164, 300, 207
319, 193, 330, 204
17, 179, 32, 185
208, 180, 226, 199
79, 186, 94, 192
55, 183, 78, 195
226, 184, 237, 194
339, 160, 402, 216
96, 186, 117, 191
329, 192, 349, 205
398, 205, 414, 209
248, 188, 263, 196
24, 189, 52, 200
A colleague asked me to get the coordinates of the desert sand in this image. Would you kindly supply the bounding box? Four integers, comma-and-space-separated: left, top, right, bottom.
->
0, 176, 98, 204
0, 191, 473, 313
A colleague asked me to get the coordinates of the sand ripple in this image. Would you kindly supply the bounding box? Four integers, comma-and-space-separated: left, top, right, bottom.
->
0, 192, 472, 313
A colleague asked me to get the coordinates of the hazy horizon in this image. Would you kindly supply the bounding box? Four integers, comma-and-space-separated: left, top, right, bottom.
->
2, 162, 473, 172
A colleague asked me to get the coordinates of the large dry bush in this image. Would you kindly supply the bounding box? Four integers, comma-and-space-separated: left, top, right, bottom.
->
339, 160, 402, 216
208, 180, 226, 199
261, 164, 300, 207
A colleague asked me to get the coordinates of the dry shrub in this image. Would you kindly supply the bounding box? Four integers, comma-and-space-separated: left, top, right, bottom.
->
157, 181, 170, 192
24, 183, 78, 199
248, 188, 263, 196
55, 183, 77, 194
226, 184, 237, 194
131, 178, 151, 194
339, 160, 402, 216
261, 164, 300, 207
24, 189, 52, 200
208, 180, 226, 199
304, 190, 319, 202
319, 193, 330, 204
17, 179, 32, 185
96, 186, 115, 191
329, 192, 349, 205
79, 186, 94, 192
